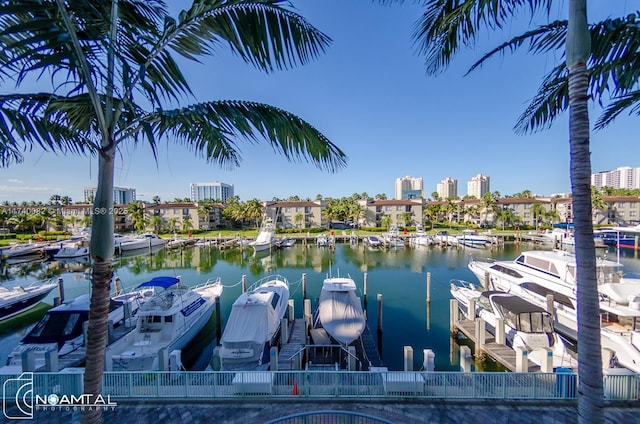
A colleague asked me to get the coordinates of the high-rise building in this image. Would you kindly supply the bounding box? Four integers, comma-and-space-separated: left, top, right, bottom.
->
467, 173, 490, 199
436, 177, 458, 199
190, 182, 234, 202
395, 176, 423, 200
591, 167, 640, 190
84, 186, 136, 204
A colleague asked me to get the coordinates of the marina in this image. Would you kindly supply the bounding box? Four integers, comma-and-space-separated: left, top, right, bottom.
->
1, 239, 640, 374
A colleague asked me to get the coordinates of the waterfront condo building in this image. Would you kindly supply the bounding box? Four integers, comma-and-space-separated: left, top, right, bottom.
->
591, 166, 640, 190
83, 186, 136, 204
395, 175, 423, 200
189, 181, 234, 202
436, 177, 458, 199
467, 174, 490, 199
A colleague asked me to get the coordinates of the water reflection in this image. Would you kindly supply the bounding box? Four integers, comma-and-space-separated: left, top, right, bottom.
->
1, 242, 639, 372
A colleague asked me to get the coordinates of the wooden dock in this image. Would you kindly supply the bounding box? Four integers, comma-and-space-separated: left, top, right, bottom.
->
277, 319, 306, 371
453, 320, 539, 372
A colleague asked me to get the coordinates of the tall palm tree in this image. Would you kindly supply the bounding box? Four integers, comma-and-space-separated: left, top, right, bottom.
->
411, 1, 602, 421
0, 2, 346, 421
197, 202, 213, 230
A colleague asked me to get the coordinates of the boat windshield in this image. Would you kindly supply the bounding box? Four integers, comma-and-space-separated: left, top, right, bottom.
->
23, 311, 89, 345
517, 312, 553, 333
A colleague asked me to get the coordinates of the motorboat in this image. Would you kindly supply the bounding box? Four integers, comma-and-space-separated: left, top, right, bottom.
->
380, 226, 405, 249
457, 229, 491, 248
450, 280, 577, 369
316, 274, 365, 346
468, 250, 640, 373
363, 235, 382, 248
53, 239, 90, 259
0, 280, 58, 321
1, 242, 45, 259
277, 237, 296, 248
433, 230, 458, 246
249, 218, 276, 252
606, 225, 640, 250
219, 275, 289, 370
410, 225, 433, 247
115, 233, 166, 253
316, 234, 330, 247
108, 276, 222, 371
5, 285, 152, 371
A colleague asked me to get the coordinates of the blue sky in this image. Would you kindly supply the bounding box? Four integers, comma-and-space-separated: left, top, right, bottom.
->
0, 1, 638, 204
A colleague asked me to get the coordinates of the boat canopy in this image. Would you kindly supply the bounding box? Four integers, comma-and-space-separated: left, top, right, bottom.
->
137, 276, 179, 290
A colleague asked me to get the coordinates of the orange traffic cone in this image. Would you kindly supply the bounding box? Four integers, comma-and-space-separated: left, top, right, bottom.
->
292, 378, 299, 395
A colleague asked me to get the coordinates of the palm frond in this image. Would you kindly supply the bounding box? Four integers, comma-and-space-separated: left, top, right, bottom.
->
594, 90, 640, 129
166, 0, 331, 72
412, 0, 552, 75
466, 20, 566, 75
135, 100, 347, 172
514, 65, 568, 135
0, 93, 97, 166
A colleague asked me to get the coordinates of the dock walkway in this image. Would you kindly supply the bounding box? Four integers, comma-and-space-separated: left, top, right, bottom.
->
453, 320, 539, 372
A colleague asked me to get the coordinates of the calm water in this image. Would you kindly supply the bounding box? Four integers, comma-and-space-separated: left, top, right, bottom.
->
2, 241, 640, 371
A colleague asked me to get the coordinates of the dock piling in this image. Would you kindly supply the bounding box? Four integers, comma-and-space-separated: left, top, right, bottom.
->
515, 347, 528, 372
241, 275, 246, 293
403, 346, 414, 371
215, 296, 222, 343
377, 294, 383, 333
541, 347, 553, 373
474, 318, 485, 357
449, 299, 458, 333
423, 349, 435, 372
426, 272, 431, 304
57, 277, 64, 304
302, 273, 307, 299
459, 346, 472, 372
495, 318, 505, 345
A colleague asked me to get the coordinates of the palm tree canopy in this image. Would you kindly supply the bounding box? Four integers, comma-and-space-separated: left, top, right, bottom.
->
0, 0, 347, 172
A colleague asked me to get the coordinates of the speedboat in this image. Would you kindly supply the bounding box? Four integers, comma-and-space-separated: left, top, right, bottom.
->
457, 229, 491, 248
53, 239, 90, 259
0, 280, 58, 321
468, 250, 640, 373
433, 230, 458, 246
316, 234, 330, 247
116, 233, 166, 253
316, 274, 365, 346
249, 218, 276, 252
1, 242, 45, 259
364, 235, 382, 248
277, 237, 296, 248
6, 285, 152, 371
108, 276, 222, 371
220, 275, 289, 371
410, 225, 433, 247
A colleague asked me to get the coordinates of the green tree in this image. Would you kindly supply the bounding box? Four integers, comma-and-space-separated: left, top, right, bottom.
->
380, 214, 392, 230
413, 1, 603, 420
126, 202, 147, 233
197, 202, 213, 230
152, 196, 161, 205
149, 215, 163, 234
294, 212, 304, 231
531, 202, 546, 230
0, 3, 346, 419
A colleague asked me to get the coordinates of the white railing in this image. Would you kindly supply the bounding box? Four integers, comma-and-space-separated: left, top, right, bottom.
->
1, 371, 638, 401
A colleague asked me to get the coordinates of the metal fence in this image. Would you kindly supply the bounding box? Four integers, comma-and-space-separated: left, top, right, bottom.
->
1, 370, 638, 402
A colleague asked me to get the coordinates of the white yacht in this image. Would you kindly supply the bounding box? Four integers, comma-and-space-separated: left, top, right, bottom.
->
433, 230, 458, 246
6, 286, 151, 371
469, 250, 640, 373
316, 274, 365, 346
108, 276, 222, 371
116, 233, 166, 253
450, 280, 577, 369
219, 275, 289, 371
53, 239, 90, 259
249, 218, 276, 252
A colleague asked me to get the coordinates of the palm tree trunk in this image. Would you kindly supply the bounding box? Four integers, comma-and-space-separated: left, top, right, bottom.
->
83, 151, 116, 424
567, 1, 604, 422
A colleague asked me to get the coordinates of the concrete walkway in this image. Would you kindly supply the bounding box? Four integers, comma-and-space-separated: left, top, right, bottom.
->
9, 399, 639, 424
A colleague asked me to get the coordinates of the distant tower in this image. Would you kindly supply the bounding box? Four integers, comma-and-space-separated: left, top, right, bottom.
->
591, 166, 640, 190
467, 174, 490, 198
395, 176, 423, 200
190, 182, 234, 202
84, 186, 136, 204
436, 177, 458, 199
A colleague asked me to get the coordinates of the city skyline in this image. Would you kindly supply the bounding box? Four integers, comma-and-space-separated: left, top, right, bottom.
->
0, 2, 637, 204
